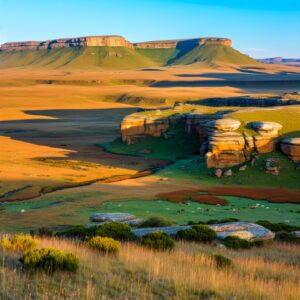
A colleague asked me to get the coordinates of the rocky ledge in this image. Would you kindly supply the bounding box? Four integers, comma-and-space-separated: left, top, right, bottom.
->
280, 137, 300, 163
120, 104, 299, 169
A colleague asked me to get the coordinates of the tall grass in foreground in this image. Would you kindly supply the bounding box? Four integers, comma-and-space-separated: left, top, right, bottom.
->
0, 237, 300, 299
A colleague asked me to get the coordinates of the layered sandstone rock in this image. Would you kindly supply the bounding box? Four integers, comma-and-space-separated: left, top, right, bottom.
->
121, 114, 169, 145
1, 35, 133, 51
134, 38, 232, 49
280, 137, 300, 162
250, 121, 283, 153
205, 119, 246, 168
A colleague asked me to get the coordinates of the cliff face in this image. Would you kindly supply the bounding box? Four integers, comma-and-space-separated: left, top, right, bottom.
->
0, 36, 133, 51
134, 38, 232, 49
0, 36, 232, 52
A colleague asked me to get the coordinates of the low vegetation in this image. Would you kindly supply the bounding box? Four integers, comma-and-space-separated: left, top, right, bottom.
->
177, 225, 217, 243
140, 232, 175, 251
138, 216, 173, 228
0, 235, 38, 252
86, 236, 121, 254
20, 247, 79, 272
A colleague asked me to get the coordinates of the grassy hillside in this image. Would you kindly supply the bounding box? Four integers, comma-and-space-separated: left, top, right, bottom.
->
172, 44, 257, 65
0, 44, 258, 69
0, 47, 155, 69
135, 48, 180, 66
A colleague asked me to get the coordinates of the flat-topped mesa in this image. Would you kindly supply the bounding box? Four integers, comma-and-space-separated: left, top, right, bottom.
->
134, 37, 232, 49
0, 35, 133, 51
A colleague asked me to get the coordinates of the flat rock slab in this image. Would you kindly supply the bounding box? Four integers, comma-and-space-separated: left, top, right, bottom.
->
250, 121, 283, 132
206, 118, 241, 131
90, 212, 136, 222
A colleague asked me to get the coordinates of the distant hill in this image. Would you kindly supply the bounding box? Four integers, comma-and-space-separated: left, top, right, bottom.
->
258, 57, 300, 67
0, 35, 258, 69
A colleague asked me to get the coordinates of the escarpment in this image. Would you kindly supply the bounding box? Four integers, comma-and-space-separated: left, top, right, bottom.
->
134, 38, 232, 49
0, 36, 231, 52
120, 105, 299, 169
0, 35, 133, 51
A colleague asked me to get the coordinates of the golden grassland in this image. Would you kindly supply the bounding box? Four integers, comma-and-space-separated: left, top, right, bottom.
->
0, 236, 300, 299
0, 63, 300, 201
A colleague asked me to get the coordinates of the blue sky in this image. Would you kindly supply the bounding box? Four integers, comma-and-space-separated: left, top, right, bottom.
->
0, 0, 299, 58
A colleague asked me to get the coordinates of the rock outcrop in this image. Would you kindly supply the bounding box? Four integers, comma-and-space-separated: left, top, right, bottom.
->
134, 38, 232, 49
1, 35, 133, 51
120, 107, 291, 169
280, 137, 300, 162
121, 113, 170, 145
1, 36, 232, 52
205, 119, 246, 168
250, 122, 282, 153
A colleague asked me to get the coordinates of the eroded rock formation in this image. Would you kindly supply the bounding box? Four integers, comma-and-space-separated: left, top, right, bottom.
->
0, 36, 231, 52
120, 107, 292, 169
280, 137, 300, 162
134, 38, 232, 49
1, 35, 133, 51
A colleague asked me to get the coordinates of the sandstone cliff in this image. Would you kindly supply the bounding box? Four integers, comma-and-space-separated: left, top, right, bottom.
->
134, 38, 232, 49
0, 35, 133, 51
120, 107, 289, 169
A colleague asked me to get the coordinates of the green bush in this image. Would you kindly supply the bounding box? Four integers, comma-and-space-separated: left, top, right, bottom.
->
207, 218, 240, 224
140, 232, 175, 251
177, 225, 217, 243
20, 248, 79, 272
275, 231, 300, 244
138, 217, 173, 228
92, 222, 133, 241
224, 236, 252, 250
256, 220, 300, 233
0, 235, 38, 252
56, 226, 90, 240
86, 236, 120, 254
34, 227, 54, 237
213, 254, 233, 269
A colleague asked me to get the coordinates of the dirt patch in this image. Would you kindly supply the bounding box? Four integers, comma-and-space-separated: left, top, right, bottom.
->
156, 189, 198, 203
191, 195, 227, 205
206, 187, 300, 203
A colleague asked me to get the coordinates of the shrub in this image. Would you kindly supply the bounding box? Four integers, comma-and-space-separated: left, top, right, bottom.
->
93, 222, 133, 241
138, 216, 172, 228
207, 218, 240, 224
275, 231, 300, 244
213, 254, 233, 269
20, 248, 79, 272
0, 235, 38, 252
56, 226, 89, 240
256, 220, 300, 233
140, 232, 175, 251
35, 227, 54, 237
86, 236, 120, 254
224, 236, 252, 250
177, 225, 217, 243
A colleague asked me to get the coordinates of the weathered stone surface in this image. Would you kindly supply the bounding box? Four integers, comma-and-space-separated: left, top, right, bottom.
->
134, 38, 232, 49
206, 118, 241, 132
280, 137, 300, 162
1, 35, 133, 51
121, 114, 169, 145
250, 121, 283, 137
214, 169, 222, 178
90, 213, 135, 222
264, 157, 280, 175
250, 121, 282, 153
223, 169, 233, 177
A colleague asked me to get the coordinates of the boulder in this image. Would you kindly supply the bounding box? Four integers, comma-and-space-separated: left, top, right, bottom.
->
223, 169, 233, 177
280, 137, 300, 163
90, 213, 136, 223
214, 169, 222, 178
250, 121, 283, 137
206, 118, 241, 132
239, 165, 247, 171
